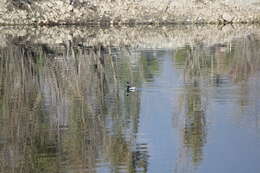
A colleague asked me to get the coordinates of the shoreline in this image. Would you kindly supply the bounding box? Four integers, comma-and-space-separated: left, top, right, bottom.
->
0, 0, 260, 25
1, 24, 259, 49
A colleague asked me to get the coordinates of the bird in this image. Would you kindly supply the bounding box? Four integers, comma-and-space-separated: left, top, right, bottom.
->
126, 82, 136, 92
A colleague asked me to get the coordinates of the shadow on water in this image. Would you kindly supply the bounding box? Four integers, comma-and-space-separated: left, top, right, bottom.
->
0, 27, 260, 173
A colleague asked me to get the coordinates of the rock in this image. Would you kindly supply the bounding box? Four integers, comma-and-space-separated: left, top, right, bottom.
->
68, 5, 73, 11
223, 13, 233, 22
0, 0, 260, 25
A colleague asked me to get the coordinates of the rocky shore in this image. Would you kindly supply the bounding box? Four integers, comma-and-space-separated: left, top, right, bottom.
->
0, 0, 260, 25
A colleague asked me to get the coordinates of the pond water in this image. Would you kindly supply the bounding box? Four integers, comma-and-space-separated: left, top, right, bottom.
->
0, 27, 260, 173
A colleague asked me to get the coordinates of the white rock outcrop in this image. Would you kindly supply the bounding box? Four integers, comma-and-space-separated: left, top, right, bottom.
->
0, 0, 259, 25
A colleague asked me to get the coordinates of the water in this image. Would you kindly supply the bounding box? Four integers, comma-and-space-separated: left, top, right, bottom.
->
0, 27, 260, 173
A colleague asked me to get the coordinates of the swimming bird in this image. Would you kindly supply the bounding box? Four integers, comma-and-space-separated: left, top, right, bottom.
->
126, 82, 136, 92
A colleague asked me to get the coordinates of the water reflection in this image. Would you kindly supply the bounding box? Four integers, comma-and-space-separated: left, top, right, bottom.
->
0, 37, 151, 173
174, 45, 208, 172
173, 34, 260, 172
0, 29, 260, 173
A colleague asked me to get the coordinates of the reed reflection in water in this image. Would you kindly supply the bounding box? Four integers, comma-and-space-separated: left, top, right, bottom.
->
0, 32, 260, 173
173, 34, 260, 173
0, 37, 151, 173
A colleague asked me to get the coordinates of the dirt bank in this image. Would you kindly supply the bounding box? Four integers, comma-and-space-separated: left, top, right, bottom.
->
0, 0, 260, 25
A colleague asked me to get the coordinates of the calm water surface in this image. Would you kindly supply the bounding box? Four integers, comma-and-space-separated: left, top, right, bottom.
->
0, 30, 260, 173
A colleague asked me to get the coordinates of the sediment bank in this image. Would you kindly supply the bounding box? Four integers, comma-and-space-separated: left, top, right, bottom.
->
0, 0, 260, 25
